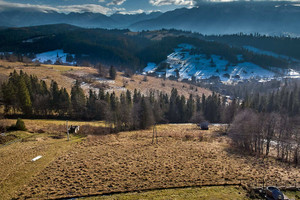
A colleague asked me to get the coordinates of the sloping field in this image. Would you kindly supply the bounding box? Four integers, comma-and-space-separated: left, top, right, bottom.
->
0, 60, 211, 98
0, 60, 93, 93
14, 124, 299, 200
112, 74, 211, 97
0, 133, 83, 200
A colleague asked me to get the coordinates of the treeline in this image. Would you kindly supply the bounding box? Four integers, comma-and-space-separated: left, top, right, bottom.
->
229, 82, 300, 165
0, 71, 238, 131
242, 81, 300, 116
207, 33, 300, 61
230, 109, 300, 165
1, 70, 70, 116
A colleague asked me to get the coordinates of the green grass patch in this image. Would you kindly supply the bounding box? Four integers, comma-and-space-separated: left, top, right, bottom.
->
84, 186, 250, 200
0, 131, 33, 145
283, 190, 300, 200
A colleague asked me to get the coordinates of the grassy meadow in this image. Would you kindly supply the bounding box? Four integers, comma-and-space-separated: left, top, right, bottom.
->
0, 120, 298, 199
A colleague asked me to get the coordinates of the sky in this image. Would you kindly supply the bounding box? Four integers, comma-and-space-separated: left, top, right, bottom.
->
0, 0, 299, 15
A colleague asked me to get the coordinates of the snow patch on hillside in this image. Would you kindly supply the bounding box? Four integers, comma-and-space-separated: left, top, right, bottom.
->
285, 69, 300, 78
144, 44, 280, 84
142, 62, 157, 74
33, 50, 76, 65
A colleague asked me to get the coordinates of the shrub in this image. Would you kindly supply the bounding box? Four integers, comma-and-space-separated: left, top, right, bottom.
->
13, 118, 27, 131
16, 118, 26, 131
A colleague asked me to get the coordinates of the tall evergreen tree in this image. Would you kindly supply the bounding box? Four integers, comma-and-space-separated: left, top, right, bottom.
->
71, 81, 86, 118
109, 66, 117, 80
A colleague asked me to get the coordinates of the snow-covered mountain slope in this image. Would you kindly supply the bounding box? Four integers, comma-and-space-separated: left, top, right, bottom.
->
143, 44, 300, 84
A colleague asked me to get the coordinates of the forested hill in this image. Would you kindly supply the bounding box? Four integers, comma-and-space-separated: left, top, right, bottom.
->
0, 24, 298, 71
206, 34, 300, 62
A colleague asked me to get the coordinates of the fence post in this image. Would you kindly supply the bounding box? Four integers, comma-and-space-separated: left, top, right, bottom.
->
66, 120, 69, 141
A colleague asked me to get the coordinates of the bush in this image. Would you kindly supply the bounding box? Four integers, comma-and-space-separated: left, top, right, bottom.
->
16, 118, 26, 131
10, 118, 27, 131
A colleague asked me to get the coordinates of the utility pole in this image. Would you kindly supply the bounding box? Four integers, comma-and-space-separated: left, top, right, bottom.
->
152, 124, 158, 144
66, 120, 69, 141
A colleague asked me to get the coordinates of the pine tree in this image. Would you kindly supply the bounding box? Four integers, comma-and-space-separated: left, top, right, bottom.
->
98, 88, 105, 100
50, 81, 60, 112
109, 66, 117, 80
18, 76, 32, 115
126, 90, 132, 105
71, 81, 86, 118
139, 96, 154, 129
86, 89, 97, 119
58, 88, 70, 115
186, 94, 195, 121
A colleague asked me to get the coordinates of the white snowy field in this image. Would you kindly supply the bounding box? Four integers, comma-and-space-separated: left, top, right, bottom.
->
33, 50, 76, 65
143, 44, 292, 84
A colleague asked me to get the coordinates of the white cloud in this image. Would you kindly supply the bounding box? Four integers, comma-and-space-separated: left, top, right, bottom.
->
57, 4, 111, 14
117, 9, 144, 14
149, 0, 195, 6
107, 0, 126, 6
150, 0, 300, 6
0, 0, 113, 14
0, 0, 57, 12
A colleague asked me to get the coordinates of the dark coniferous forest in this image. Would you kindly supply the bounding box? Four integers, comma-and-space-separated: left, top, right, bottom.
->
0, 24, 297, 71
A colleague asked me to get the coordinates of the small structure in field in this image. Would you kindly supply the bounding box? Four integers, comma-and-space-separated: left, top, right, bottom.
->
69, 125, 80, 134
199, 121, 209, 130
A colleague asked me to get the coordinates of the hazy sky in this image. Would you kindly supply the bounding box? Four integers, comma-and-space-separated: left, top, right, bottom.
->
0, 0, 299, 15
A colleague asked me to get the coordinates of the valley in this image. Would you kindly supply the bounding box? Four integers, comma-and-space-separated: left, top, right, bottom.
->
0, 2, 300, 199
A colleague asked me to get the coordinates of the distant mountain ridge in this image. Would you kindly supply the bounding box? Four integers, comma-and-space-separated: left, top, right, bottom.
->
1, 2, 300, 36
130, 2, 300, 35
0, 9, 162, 29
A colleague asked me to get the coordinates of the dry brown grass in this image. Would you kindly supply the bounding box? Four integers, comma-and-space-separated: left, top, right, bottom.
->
114, 73, 211, 97
0, 60, 94, 93
0, 133, 83, 200
0, 119, 106, 134
0, 60, 211, 98
13, 124, 299, 200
